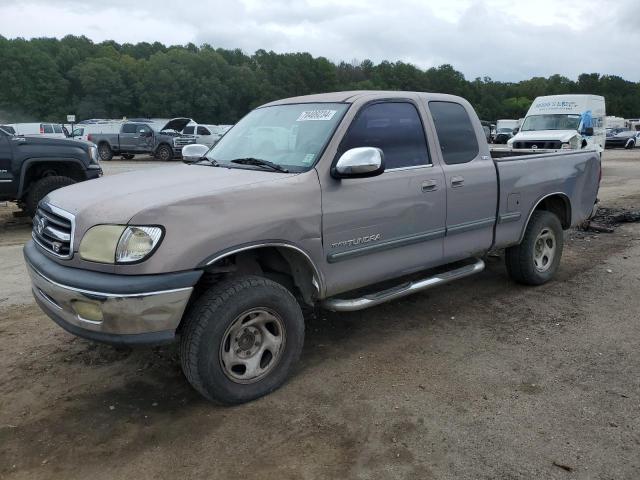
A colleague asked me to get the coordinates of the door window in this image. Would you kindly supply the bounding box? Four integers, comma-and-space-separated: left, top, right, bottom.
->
42, 124, 54, 134
197, 126, 211, 135
341, 102, 430, 169
137, 125, 152, 135
428, 101, 479, 165
53, 124, 63, 133
122, 123, 137, 134
183, 126, 194, 134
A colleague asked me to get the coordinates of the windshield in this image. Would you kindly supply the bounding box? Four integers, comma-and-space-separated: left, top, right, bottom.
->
205, 103, 349, 172
521, 114, 581, 132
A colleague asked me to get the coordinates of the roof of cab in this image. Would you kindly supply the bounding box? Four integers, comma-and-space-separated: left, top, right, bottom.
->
260, 90, 468, 108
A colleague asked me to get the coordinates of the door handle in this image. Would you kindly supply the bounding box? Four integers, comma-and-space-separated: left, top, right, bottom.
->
421, 179, 438, 192
451, 176, 465, 188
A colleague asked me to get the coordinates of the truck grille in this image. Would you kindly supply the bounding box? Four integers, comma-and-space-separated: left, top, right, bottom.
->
32, 204, 74, 258
513, 140, 562, 150
173, 136, 196, 148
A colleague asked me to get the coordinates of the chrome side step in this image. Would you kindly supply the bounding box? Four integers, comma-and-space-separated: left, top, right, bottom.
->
321, 258, 485, 312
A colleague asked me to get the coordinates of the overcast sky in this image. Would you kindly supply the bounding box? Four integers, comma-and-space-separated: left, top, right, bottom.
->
2, 0, 639, 82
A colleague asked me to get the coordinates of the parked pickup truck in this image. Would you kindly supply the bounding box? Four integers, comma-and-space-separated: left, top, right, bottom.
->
24, 91, 600, 404
0, 126, 102, 216
88, 118, 195, 161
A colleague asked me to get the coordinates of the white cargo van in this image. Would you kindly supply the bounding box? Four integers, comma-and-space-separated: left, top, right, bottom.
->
9, 122, 67, 139
508, 95, 606, 153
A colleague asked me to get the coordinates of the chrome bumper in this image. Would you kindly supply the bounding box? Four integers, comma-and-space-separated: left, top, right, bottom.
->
27, 261, 193, 345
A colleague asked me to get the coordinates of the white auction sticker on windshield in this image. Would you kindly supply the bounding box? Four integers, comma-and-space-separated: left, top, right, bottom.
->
297, 110, 337, 121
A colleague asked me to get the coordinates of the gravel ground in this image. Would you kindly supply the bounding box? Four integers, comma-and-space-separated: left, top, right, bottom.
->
1, 150, 639, 479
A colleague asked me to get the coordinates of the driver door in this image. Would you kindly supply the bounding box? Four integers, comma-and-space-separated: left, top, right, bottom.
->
320, 100, 446, 296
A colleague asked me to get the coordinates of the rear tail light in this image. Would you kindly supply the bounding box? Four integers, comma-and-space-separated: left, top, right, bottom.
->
39, 126, 44, 134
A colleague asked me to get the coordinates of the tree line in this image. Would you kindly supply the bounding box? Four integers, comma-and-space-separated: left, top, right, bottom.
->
1, 35, 639, 124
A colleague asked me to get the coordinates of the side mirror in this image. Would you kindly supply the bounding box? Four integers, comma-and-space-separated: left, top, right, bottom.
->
181, 144, 210, 163
583, 127, 594, 136
332, 147, 385, 179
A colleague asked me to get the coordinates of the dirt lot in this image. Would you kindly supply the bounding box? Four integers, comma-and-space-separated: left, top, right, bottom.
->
1, 151, 639, 479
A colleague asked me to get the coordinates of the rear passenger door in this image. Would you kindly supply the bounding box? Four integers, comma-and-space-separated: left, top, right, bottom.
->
427, 101, 498, 261
320, 100, 446, 295
119, 123, 139, 150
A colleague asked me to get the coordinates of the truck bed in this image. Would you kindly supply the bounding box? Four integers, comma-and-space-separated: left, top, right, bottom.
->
492, 149, 601, 249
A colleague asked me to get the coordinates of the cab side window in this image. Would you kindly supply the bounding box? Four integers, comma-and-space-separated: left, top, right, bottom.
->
341, 102, 430, 169
197, 126, 211, 135
137, 125, 152, 135
42, 124, 54, 134
428, 101, 479, 165
122, 123, 137, 134
183, 126, 194, 135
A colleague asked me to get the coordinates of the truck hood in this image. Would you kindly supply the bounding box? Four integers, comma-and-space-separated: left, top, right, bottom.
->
509, 130, 578, 143
158, 117, 192, 132
44, 164, 295, 228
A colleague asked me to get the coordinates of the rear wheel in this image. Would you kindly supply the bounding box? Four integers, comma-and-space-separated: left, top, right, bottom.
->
25, 176, 76, 217
179, 275, 304, 404
98, 143, 113, 161
505, 211, 563, 285
155, 144, 173, 161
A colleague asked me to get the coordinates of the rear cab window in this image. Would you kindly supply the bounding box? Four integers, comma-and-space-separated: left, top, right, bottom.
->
428, 101, 479, 165
341, 101, 430, 169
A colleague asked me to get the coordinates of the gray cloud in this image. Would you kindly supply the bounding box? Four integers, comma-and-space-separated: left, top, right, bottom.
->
1, 0, 639, 81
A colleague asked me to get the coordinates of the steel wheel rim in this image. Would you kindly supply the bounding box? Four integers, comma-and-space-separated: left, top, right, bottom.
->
160, 148, 170, 161
219, 308, 286, 384
99, 145, 110, 159
533, 227, 556, 272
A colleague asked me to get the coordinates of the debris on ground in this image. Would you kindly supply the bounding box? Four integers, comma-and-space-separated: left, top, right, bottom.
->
581, 207, 640, 233
552, 461, 575, 472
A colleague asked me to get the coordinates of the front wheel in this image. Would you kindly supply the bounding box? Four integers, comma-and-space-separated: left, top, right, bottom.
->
155, 144, 173, 161
505, 211, 564, 285
25, 176, 76, 217
179, 276, 305, 404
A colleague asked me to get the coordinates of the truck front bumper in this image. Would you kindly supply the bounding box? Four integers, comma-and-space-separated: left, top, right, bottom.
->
24, 241, 201, 346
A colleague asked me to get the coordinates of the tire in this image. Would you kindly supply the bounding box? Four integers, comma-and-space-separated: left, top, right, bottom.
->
180, 275, 305, 404
625, 140, 635, 150
98, 143, 113, 161
25, 176, 76, 217
505, 210, 564, 286
155, 144, 173, 161
121, 153, 135, 160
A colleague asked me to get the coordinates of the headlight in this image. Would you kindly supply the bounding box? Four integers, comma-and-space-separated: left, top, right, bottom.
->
79, 225, 163, 264
88, 145, 100, 165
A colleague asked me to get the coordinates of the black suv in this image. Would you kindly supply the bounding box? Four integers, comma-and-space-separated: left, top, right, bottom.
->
0, 126, 102, 216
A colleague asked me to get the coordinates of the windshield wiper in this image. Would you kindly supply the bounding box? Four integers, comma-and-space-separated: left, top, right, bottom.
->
191, 157, 220, 167
229, 157, 289, 173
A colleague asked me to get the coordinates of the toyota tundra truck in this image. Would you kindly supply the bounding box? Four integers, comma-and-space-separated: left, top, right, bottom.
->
24, 91, 601, 404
